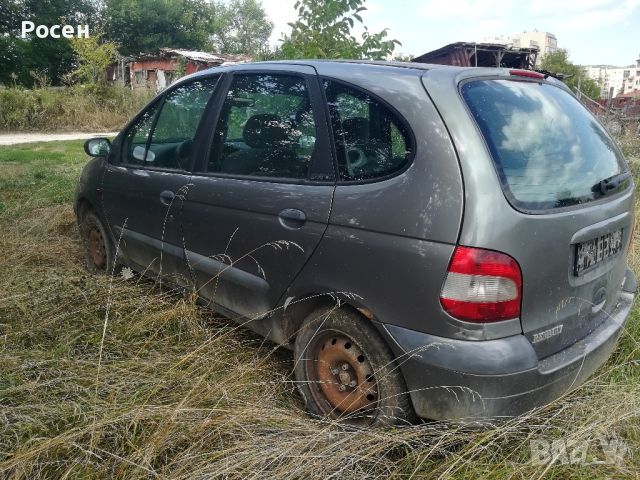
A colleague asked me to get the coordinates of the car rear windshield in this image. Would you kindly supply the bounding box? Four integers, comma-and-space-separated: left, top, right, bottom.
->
462, 79, 629, 211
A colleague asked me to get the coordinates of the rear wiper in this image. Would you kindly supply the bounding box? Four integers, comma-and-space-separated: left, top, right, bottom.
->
591, 171, 632, 196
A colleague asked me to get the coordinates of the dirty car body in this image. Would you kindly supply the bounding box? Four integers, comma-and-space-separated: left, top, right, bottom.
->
75, 60, 637, 423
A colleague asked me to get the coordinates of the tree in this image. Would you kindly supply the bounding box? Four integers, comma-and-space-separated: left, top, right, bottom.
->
540, 49, 601, 100
104, 0, 214, 56
69, 32, 118, 84
1, 0, 274, 85
392, 53, 414, 62
212, 0, 273, 56
0, 0, 99, 87
279, 0, 400, 60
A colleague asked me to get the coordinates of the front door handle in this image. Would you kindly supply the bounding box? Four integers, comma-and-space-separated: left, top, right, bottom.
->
159, 190, 175, 206
279, 208, 306, 229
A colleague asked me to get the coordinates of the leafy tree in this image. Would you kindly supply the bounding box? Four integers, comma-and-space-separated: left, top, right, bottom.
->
392, 53, 413, 62
578, 76, 601, 100
0, 0, 98, 86
279, 0, 400, 60
175, 56, 187, 78
0, 0, 25, 34
104, 0, 214, 56
212, 0, 273, 56
69, 32, 118, 84
541, 49, 600, 100
1, 0, 274, 85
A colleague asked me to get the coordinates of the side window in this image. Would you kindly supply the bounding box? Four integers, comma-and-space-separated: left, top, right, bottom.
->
324, 79, 413, 181
121, 77, 218, 169
122, 102, 161, 166
208, 74, 317, 179
146, 77, 219, 170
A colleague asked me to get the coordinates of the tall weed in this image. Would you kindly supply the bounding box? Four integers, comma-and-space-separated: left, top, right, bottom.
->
0, 86, 152, 132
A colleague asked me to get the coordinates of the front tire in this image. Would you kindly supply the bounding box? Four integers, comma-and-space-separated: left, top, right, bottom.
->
80, 211, 116, 275
293, 307, 415, 426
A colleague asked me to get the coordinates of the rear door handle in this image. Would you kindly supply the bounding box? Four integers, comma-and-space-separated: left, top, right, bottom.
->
159, 190, 175, 206
279, 208, 306, 229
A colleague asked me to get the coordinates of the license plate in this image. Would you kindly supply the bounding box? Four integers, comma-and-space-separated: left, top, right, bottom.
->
574, 229, 623, 276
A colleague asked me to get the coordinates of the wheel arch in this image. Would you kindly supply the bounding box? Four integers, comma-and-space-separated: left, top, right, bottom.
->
281, 290, 387, 346
75, 197, 94, 222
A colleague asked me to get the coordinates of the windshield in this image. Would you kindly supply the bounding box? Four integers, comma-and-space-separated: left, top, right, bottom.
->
461, 79, 628, 211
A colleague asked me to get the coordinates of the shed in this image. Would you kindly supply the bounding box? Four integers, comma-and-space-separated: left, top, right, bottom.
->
109, 48, 250, 93
412, 42, 539, 69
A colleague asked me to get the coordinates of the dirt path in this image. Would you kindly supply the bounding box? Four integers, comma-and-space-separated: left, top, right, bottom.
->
0, 132, 119, 146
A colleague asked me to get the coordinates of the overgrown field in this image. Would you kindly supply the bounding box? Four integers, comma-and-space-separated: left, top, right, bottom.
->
0, 86, 152, 132
1, 134, 640, 478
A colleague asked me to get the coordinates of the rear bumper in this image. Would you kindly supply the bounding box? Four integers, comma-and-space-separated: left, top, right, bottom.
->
382, 268, 636, 421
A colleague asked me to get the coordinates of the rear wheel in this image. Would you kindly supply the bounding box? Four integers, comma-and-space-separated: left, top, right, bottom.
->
294, 307, 415, 426
80, 211, 115, 274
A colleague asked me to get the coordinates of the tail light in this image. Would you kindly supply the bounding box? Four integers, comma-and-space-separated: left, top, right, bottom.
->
509, 69, 545, 79
440, 246, 522, 323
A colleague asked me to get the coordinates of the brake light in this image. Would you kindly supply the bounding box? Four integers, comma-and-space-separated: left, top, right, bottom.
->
509, 69, 545, 79
440, 246, 522, 322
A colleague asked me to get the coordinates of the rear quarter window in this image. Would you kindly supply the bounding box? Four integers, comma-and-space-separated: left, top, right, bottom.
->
461, 79, 629, 211
323, 79, 413, 182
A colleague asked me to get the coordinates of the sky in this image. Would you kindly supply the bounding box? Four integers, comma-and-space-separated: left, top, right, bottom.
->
260, 0, 640, 66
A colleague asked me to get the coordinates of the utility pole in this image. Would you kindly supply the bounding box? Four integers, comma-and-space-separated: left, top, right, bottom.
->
577, 75, 582, 101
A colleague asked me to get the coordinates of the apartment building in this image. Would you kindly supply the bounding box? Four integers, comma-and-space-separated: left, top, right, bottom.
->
511, 31, 558, 57
623, 55, 640, 96
585, 55, 640, 99
479, 30, 558, 67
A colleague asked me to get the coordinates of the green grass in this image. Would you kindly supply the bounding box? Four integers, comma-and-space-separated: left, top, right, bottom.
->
1, 136, 640, 478
0, 140, 86, 164
0, 141, 86, 217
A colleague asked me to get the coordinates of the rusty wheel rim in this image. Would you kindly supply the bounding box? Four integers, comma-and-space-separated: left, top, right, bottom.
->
308, 332, 378, 418
87, 226, 107, 269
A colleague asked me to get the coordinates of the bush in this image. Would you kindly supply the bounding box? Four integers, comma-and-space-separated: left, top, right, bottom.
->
0, 85, 153, 132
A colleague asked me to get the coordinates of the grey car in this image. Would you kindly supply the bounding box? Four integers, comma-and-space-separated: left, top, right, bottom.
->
75, 61, 637, 425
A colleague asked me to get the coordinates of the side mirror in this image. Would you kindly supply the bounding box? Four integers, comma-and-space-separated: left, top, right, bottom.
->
84, 138, 111, 157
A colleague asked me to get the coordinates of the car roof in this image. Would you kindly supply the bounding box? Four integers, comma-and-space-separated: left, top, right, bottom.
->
253, 59, 448, 71
174, 59, 568, 95
173, 59, 471, 86
183, 59, 468, 80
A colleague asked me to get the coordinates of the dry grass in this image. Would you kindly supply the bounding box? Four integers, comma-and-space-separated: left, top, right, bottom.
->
1, 134, 640, 478
0, 86, 152, 132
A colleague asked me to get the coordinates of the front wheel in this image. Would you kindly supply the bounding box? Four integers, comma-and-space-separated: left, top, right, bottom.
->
80, 211, 116, 274
293, 307, 415, 426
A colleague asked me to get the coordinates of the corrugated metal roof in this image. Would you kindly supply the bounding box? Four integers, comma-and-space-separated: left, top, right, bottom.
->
159, 48, 251, 64
127, 48, 251, 64
413, 42, 538, 69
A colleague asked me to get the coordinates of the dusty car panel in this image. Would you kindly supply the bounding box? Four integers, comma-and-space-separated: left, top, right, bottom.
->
423, 69, 635, 358
76, 60, 636, 424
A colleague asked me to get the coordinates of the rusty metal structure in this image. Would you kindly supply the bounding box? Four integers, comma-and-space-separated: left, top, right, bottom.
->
581, 91, 640, 134
412, 42, 539, 69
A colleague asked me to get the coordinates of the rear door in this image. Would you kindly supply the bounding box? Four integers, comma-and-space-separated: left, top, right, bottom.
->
102, 76, 220, 282
182, 66, 335, 319
456, 76, 634, 357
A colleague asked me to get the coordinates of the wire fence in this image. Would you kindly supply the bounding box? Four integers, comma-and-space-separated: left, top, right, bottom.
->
577, 88, 640, 136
